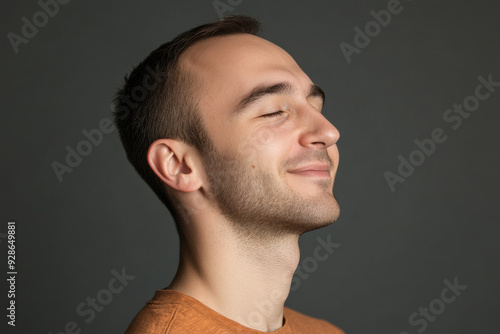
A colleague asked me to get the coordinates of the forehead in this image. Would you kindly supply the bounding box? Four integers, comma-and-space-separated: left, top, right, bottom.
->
180, 34, 312, 114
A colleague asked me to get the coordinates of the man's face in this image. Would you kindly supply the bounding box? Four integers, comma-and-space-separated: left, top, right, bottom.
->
182, 34, 340, 238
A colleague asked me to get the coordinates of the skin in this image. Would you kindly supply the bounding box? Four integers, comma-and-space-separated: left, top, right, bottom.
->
147, 34, 340, 331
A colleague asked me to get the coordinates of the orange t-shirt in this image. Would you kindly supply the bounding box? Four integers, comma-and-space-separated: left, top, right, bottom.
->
125, 290, 345, 333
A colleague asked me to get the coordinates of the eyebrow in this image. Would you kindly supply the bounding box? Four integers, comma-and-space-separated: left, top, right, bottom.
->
233, 82, 326, 115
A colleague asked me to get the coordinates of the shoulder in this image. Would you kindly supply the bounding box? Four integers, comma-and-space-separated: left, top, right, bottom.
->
284, 307, 345, 334
125, 290, 233, 334
125, 300, 234, 334
125, 299, 181, 334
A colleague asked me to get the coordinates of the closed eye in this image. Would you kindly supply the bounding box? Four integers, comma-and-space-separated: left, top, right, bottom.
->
261, 111, 284, 118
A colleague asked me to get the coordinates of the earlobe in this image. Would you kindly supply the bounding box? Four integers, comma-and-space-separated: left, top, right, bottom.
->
147, 139, 202, 192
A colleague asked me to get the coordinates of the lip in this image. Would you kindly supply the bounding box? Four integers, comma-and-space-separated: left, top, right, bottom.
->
288, 163, 331, 177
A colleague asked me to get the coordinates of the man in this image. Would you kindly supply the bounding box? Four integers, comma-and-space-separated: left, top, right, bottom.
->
114, 15, 343, 333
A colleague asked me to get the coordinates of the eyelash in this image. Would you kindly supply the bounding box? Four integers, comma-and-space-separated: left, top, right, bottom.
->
261, 110, 285, 118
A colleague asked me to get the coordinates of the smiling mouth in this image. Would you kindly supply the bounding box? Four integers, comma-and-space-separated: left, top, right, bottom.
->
287, 163, 331, 178
288, 170, 331, 178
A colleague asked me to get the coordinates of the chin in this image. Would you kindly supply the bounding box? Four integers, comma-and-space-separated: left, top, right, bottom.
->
296, 199, 340, 235
320, 201, 341, 225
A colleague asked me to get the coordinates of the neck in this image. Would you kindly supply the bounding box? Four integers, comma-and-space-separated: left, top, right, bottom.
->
168, 211, 301, 332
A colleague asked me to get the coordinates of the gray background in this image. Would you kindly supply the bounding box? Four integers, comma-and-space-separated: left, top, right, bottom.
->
1, 0, 499, 333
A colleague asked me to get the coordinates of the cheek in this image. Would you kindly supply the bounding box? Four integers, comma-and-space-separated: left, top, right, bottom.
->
236, 126, 289, 168
236, 123, 271, 153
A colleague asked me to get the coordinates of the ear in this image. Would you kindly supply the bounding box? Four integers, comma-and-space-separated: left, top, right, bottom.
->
147, 139, 203, 193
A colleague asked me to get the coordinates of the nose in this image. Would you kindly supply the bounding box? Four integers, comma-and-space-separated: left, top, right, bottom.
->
297, 106, 340, 149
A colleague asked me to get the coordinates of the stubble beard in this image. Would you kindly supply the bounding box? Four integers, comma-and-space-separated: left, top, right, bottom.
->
200, 144, 340, 241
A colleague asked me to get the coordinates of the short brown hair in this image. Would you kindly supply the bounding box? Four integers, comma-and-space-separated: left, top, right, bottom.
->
113, 16, 260, 222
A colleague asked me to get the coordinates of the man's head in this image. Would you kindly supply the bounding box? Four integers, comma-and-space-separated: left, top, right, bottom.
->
113, 16, 340, 238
